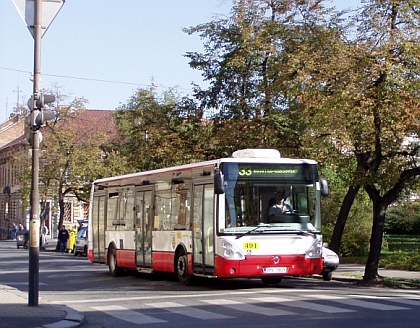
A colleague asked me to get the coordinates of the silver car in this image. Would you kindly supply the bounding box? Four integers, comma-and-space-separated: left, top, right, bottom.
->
321, 246, 339, 281
74, 227, 88, 256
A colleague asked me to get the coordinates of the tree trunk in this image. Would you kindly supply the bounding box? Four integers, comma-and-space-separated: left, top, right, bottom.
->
363, 187, 387, 281
363, 201, 387, 281
329, 185, 360, 254
55, 182, 66, 251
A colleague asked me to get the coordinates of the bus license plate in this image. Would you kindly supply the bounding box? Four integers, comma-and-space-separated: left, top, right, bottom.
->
263, 267, 288, 274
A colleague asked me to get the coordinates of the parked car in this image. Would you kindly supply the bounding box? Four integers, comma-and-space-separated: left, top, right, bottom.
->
321, 246, 339, 281
74, 226, 88, 256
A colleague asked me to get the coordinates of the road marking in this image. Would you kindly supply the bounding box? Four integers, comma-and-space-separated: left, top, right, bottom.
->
252, 296, 355, 313
349, 295, 420, 307
309, 295, 410, 311
146, 301, 234, 320
0, 282, 47, 286
91, 305, 167, 324
51, 290, 274, 304
203, 299, 294, 316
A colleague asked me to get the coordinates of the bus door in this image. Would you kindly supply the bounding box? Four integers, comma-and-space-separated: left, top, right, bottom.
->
135, 188, 154, 268
92, 192, 106, 263
193, 183, 214, 275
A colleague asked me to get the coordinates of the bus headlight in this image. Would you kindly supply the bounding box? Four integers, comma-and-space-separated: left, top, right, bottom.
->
305, 237, 323, 259
218, 239, 245, 260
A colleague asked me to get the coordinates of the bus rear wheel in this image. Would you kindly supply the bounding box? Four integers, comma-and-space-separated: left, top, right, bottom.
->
176, 252, 192, 285
108, 246, 121, 277
261, 276, 282, 285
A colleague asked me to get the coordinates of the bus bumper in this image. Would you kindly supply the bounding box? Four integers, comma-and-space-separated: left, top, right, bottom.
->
214, 254, 322, 278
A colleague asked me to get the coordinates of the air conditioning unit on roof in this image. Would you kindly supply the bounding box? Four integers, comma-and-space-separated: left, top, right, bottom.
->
231, 149, 281, 158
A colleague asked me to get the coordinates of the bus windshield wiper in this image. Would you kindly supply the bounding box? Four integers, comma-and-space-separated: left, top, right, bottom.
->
278, 229, 319, 238
236, 223, 272, 239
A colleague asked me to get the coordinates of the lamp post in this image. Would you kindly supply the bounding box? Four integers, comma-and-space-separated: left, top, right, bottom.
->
12, 0, 65, 307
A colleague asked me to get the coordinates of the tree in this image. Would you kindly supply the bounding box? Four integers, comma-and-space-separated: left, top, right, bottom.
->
293, 0, 420, 281
114, 86, 214, 170
184, 0, 343, 156
185, 0, 420, 282
17, 87, 128, 249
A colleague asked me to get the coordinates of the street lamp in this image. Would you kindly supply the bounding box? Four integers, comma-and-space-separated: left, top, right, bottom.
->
12, 0, 65, 307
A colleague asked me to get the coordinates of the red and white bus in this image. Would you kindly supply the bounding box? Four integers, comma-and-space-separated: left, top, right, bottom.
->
88, 149, 328, 285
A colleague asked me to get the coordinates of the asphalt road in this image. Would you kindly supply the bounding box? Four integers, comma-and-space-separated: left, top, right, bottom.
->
1, 240, 419, 328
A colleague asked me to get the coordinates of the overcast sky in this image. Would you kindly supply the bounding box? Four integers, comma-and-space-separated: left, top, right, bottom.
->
0, 0, 361, 124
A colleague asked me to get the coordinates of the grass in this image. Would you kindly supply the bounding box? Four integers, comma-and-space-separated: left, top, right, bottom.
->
342, 251, 420, 271
339, 235, 420, 288
383, 234, 420, 252
341, 235, 420, 271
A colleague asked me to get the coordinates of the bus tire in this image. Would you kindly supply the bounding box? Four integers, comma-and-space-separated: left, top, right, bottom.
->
176, 252, 192, 285
322, 271, 332, 281
261, 276, 282, 285
108, 246, 121, 277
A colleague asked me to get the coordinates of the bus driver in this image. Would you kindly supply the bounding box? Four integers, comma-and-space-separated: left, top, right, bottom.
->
268, 191, 292, 217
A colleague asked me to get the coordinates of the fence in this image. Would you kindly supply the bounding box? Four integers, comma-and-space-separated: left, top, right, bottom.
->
383, 234, 420, 252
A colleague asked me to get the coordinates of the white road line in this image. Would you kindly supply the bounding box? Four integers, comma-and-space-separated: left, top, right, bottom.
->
252, 296, 355, 313
349, 295, 420, 307
51, 290, 268, 304
91, 305, 167, 324
310, 295, 410, 311
203, 299, 295, 316
146, 301, 234, 320
0, 282, 47, 286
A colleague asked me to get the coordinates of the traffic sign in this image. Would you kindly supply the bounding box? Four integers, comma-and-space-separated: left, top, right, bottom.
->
12, 0, 65, 38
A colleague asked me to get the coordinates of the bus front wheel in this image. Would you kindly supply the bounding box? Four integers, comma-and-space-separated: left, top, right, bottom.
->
108, 246, 121, 277
176, 252, 192, 285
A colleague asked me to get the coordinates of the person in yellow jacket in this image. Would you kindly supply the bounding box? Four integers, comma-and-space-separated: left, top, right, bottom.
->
68, 226, 77, 253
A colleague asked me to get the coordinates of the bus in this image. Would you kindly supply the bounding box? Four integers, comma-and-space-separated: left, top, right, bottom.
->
88, 149, 328, 285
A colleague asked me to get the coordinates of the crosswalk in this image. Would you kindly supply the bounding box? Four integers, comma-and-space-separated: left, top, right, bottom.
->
87, 292, 420, 325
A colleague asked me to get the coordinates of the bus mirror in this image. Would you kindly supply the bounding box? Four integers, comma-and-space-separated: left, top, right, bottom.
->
320, 178, 329, 196
214, 169, 225, 194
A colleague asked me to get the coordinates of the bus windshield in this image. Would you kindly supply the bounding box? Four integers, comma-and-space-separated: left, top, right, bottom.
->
219, 162, 321, 234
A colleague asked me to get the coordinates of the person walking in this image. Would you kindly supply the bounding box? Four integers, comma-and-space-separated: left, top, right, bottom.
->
42, 225, 49, 244
11, 223, 17, 240
58, 225, 69, 254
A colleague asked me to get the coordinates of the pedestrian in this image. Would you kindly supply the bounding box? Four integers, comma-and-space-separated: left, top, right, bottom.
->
19, 223, 24, 231
58, 225, 69, 254
11, 223, 17, 240
42, 225, 49, 244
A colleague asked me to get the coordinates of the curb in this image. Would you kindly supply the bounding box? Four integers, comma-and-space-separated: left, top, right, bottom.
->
41, 305, 85, 328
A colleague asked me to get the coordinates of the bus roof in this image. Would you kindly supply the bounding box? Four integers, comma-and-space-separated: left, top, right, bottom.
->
93, 149, 318, 187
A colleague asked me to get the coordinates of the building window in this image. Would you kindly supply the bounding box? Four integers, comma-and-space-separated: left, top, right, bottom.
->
64, 202, 72, 222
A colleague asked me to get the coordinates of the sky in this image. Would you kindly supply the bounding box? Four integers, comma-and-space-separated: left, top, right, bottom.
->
0, 0, 361, 124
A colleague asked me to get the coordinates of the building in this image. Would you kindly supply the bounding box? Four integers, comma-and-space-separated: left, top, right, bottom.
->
0, 109, 116, 240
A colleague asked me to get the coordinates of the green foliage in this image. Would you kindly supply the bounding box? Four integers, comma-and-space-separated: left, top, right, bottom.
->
379, 251, 420, 271
114, 86, 215, 171
385, 201, 420, 235
383, 235, 420, 252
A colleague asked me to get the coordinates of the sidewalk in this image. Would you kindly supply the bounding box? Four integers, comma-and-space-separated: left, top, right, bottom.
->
333, 263, 420, 286
0, 239, 84, 328
0, 284, 84, 328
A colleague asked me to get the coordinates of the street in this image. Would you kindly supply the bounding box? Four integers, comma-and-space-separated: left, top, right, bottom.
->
1, 240, 419, 328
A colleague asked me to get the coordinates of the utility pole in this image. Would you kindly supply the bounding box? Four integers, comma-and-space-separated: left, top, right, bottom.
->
28, 0, 42, 307
12, 0, 65, 307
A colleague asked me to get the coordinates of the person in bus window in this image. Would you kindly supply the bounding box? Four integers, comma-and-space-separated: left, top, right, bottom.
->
268, 191, 292, 217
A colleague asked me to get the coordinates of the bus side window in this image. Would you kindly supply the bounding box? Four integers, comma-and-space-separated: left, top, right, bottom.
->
156, 190, 171, 230
174, 183, 190, 230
